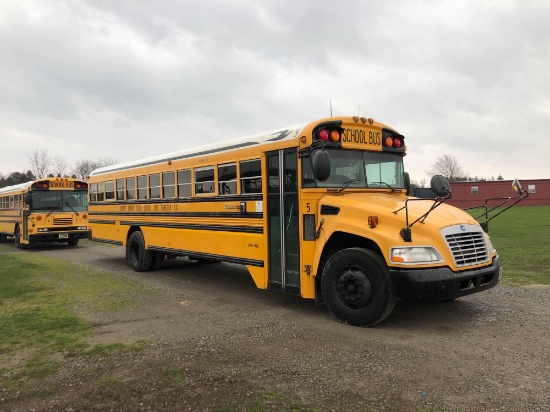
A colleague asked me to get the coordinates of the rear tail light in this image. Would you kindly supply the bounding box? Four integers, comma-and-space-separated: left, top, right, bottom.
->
316, 128, 341, 142
383, 134, 404, 150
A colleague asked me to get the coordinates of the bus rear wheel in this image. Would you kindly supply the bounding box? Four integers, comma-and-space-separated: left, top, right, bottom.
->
15, 226, 27, 250
321, 248, 395, 327
126, 231, 153, 272
0, 233, 7, 243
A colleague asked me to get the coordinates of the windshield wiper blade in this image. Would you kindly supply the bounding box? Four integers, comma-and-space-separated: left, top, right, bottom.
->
333, 179, 361, 192
65, 199, 80, 216
46, 201, 61, 217
370, 181, 396, 192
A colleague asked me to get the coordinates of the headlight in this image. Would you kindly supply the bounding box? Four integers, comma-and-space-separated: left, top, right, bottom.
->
390, 247, 443, 264
37, 228, 48, 232
485, 235, 496, 254
77, 226, 87, 230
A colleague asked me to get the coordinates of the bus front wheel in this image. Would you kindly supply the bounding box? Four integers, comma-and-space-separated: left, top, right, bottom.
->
15, 226, 27, 250
68, 239, 79, 247
126, 231, 153, 272
321, 248, 396, 327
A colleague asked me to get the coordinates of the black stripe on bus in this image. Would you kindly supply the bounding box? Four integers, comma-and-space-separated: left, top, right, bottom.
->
89, 219, 117, 225
92, 237, 123, 246
118, 221, 263, 234
88, 211, 263, 219
148, 246, 264, 267
90, 142, 260, 176
89, 194, 263, 205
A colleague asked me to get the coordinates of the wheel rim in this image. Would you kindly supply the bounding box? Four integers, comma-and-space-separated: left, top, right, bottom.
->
130, 241, 141, 265
336, 267, 373, 310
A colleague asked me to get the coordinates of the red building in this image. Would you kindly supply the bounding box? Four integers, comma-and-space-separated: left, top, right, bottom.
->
445, 179, 550, 208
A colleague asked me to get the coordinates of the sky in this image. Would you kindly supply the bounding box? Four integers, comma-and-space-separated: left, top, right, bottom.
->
1, 0, 549, 183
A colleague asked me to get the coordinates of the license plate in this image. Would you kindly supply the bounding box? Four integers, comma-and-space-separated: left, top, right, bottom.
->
59, 233, 69, 239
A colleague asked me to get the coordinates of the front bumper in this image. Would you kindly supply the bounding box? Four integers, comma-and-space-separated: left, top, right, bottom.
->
28, 231, 92, 243
389, 256, 501, 302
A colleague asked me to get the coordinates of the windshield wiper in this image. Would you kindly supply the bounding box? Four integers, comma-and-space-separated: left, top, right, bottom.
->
370, 181, 396, 192
46, 201, 61, 217
65, 198, 80, 216
334, 179, 361, 192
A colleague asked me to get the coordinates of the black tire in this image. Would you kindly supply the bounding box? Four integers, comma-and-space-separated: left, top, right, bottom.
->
321, 248, 396, 327
149, 252, 164, 270
126, 231, 153, 272
15, 226, 27, 250
0, 233, 7, 243
67, 238, 79, 247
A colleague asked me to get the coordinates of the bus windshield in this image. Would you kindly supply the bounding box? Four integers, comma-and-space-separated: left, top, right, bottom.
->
30, 190, 88, 213
303, 149, 405, 189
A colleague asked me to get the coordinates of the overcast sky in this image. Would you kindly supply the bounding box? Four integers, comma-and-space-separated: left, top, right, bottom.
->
1, 0, 548, 183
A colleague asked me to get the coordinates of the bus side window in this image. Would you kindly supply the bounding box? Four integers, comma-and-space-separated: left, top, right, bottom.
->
126, 177, 136, 200
90, 183, 97, 202
97, 182, 105, 201
177, 169, 191, 197
105, 180, 115, 201
218, 163, 237, 195
194, 167, 215, 195
163, 171, 175, 198
137, 175, 147, 200
240, 159, 262, 194
116, 179, 125, 200
149, 174, 161, 199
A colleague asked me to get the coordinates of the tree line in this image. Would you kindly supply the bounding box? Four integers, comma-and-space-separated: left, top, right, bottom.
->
1, 150, 502, 190
0, 149, 117, 189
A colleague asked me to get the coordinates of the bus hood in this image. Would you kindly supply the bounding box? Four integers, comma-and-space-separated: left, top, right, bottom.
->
317, 192, 479, 239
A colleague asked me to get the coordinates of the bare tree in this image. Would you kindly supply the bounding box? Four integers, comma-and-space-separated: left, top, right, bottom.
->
27, 149, 51, 179
72, 157, 119, 180
427, 154, 468, 182
52, 156, 69, 177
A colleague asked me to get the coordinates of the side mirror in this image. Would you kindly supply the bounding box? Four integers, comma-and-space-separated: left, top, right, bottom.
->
430, 175, 451, 198
25, 193, 32, 206
312, 149, 331, 182
512, 178, 524, 196
404, 172, 411, 195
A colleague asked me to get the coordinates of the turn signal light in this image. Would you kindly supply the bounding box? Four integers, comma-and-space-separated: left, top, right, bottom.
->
368, 216, 378, 227
82, 214, 88, 219
384, 137, 393, 147
329, 130, 340, 142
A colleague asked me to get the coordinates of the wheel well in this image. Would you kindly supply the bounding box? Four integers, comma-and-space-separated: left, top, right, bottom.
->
314, 232, 384, 304
126, 226, 142, 245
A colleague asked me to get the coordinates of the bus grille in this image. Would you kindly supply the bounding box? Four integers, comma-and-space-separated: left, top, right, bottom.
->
444, 229, 489, 267
54, 217, 73, 225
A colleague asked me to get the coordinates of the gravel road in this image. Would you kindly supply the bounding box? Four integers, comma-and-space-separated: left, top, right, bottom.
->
3, 241, 549, 411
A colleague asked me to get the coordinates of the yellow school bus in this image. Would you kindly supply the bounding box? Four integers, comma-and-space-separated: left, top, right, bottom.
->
0, 178, 91, 249
88, 116, 502, 326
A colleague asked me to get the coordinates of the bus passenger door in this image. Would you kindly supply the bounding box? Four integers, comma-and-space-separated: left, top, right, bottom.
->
266, 149, 301, 295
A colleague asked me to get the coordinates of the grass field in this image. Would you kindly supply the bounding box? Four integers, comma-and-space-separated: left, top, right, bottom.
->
468, 205, 550, 285
0, 251, 149, 380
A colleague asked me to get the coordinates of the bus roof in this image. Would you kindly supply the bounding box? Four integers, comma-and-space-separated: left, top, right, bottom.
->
0, 182, 32, 195
89, 122, 309, 177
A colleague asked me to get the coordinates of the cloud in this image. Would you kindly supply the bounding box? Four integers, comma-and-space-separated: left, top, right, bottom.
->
0, 0, 548, 180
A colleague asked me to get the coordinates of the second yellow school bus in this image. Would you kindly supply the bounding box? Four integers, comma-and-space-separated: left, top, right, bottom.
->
88, 116, 501, 326
0, 177, 91, 249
